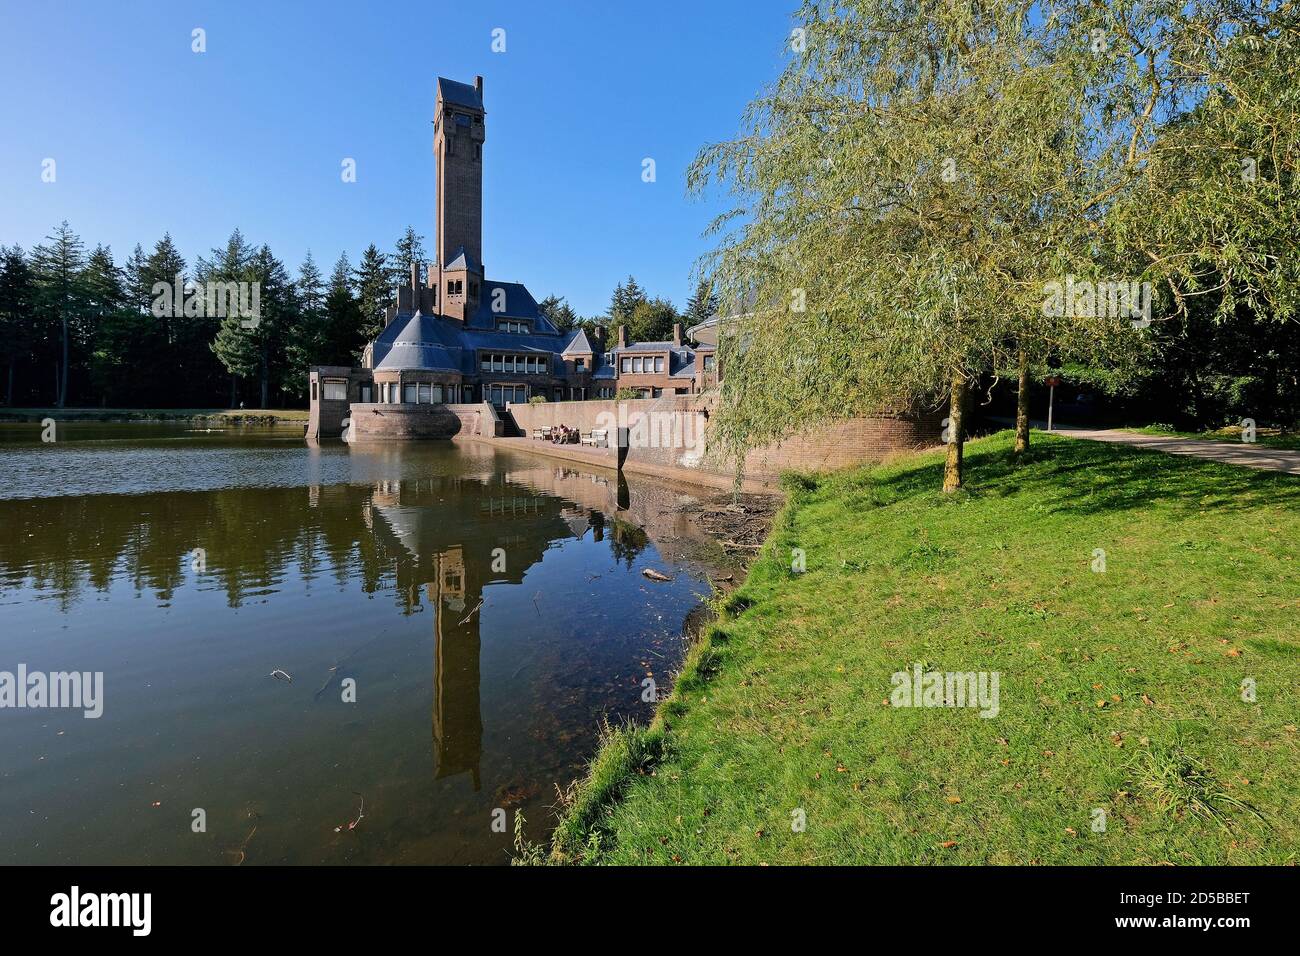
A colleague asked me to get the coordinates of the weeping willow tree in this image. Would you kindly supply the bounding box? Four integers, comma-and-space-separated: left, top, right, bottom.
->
691, 0, 1297, 488
691, 0, 1137, 490
1096, 0, 1300, 321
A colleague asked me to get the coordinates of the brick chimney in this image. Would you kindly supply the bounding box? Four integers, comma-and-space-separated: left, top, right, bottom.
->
475, 75, 483, 96
591, 324, 606, 354
617, 324, 628, 348
409, 262, 420, 291
672, 321, 683, 346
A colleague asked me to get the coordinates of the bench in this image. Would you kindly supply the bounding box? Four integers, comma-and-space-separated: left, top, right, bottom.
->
532, 426, 552, 440
580, 428, 608, 448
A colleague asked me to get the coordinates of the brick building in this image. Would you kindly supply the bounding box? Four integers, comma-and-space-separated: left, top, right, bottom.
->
307, 75, 713, 439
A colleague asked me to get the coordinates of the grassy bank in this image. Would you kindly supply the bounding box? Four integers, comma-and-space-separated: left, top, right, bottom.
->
548, 431, 1300, 865
0, 407, 307, 424
1129, 423, 1300, 451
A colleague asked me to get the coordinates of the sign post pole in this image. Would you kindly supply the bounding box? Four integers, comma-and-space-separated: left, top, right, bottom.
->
1045, 375, 1061, 432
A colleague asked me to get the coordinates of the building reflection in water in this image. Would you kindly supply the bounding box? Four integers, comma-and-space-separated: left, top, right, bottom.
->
430, 547, 482, 791
365, 466, 639, 796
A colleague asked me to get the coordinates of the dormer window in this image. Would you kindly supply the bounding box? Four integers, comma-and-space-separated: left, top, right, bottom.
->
575, 358, 586, 371
497, 319, 529, 334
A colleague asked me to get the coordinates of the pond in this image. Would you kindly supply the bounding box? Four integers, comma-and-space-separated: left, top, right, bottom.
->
0, 423, 724, 864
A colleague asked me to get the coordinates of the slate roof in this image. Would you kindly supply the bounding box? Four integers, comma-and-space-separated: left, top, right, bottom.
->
371, 311, 465, 372
436, 77, 484, 111
561, 328, 596, 355
370, 286, 570, 373
368, 289, 697, 382
443, 246, 482, 272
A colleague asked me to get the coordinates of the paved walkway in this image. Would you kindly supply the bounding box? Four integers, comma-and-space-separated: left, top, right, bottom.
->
1018, 420, 1300, 476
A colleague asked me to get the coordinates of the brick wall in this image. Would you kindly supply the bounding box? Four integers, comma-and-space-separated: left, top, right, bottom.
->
347, 404, 465, 441
504, 397, 943, 480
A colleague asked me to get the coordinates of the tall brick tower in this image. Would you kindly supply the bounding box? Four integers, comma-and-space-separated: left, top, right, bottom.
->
433, 76, 486, 271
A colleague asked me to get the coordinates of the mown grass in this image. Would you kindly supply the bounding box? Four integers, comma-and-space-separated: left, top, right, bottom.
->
548, 430, 1300, 865
0, 407, 308, 422
1130, 423, 1300, 451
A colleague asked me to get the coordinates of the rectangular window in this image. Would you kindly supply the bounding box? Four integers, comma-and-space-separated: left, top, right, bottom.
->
575, 358, 585, 371
620, 357, 631, 373
359, 384, 372, 403
632, 357, 643, 373
652, 387, 663, 398
386, 383, 399, 403
492, 354, 503, 372
418, 384, 431, 403
703, 355, 715, 371
432, 385, 443, 403
403, 384, 417, 404
654, 356, 664, 373
322, 381, 347, 402
311, 380, 318, 401
481, 354, 491, 371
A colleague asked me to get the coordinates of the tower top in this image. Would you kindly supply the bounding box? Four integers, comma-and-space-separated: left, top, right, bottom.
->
435, 75, 484, 113
433, 75, 487, 273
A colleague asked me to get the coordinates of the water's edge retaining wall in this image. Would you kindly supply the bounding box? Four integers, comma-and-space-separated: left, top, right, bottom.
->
345, 402, 501, 442
504, 396, 943, 482
330, 393, 941, 482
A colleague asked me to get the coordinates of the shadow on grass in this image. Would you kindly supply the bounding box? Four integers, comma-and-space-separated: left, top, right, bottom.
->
861, 431, 1300, 520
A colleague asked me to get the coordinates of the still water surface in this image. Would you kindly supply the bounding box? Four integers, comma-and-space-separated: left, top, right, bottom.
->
0, 423, 721, 863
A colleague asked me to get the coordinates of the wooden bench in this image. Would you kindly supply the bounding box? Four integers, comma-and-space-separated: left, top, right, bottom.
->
532, 426, 552, 440
580, 428, 608, 448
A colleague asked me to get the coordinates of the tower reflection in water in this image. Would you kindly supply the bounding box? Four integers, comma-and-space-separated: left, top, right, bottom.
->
431, 546, 482, 791
366, 468, 626, 798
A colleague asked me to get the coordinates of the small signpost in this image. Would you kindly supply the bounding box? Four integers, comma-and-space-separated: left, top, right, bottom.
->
1045, 375, 1062, 432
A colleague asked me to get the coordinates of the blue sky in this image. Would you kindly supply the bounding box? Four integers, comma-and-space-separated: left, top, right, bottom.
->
0, 0, 795, 317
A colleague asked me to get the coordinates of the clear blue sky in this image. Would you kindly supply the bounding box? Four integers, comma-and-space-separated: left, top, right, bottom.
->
0, 0, 795, 318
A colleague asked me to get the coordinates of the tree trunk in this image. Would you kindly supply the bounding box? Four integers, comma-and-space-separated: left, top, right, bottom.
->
942, 368, 968, 493
58, 315, 68, 408
1014, 347, 1030, 454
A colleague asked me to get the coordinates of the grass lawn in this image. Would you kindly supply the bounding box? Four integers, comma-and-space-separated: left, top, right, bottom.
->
1129, 423, 1300, 451
548, 431, 1300, 865
0, 407, 308, 422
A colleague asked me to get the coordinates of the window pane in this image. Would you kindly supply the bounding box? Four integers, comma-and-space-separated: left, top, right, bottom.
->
620, 358, 631, 372
403, 384, 417, 403
481, 354, 491, 370
655, 357, 664, 373
323, 381, 347, 401
419, 384, 431, 403
431, 385, 442, 403
632, 358, 642, 372
493, 355, 503, 372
